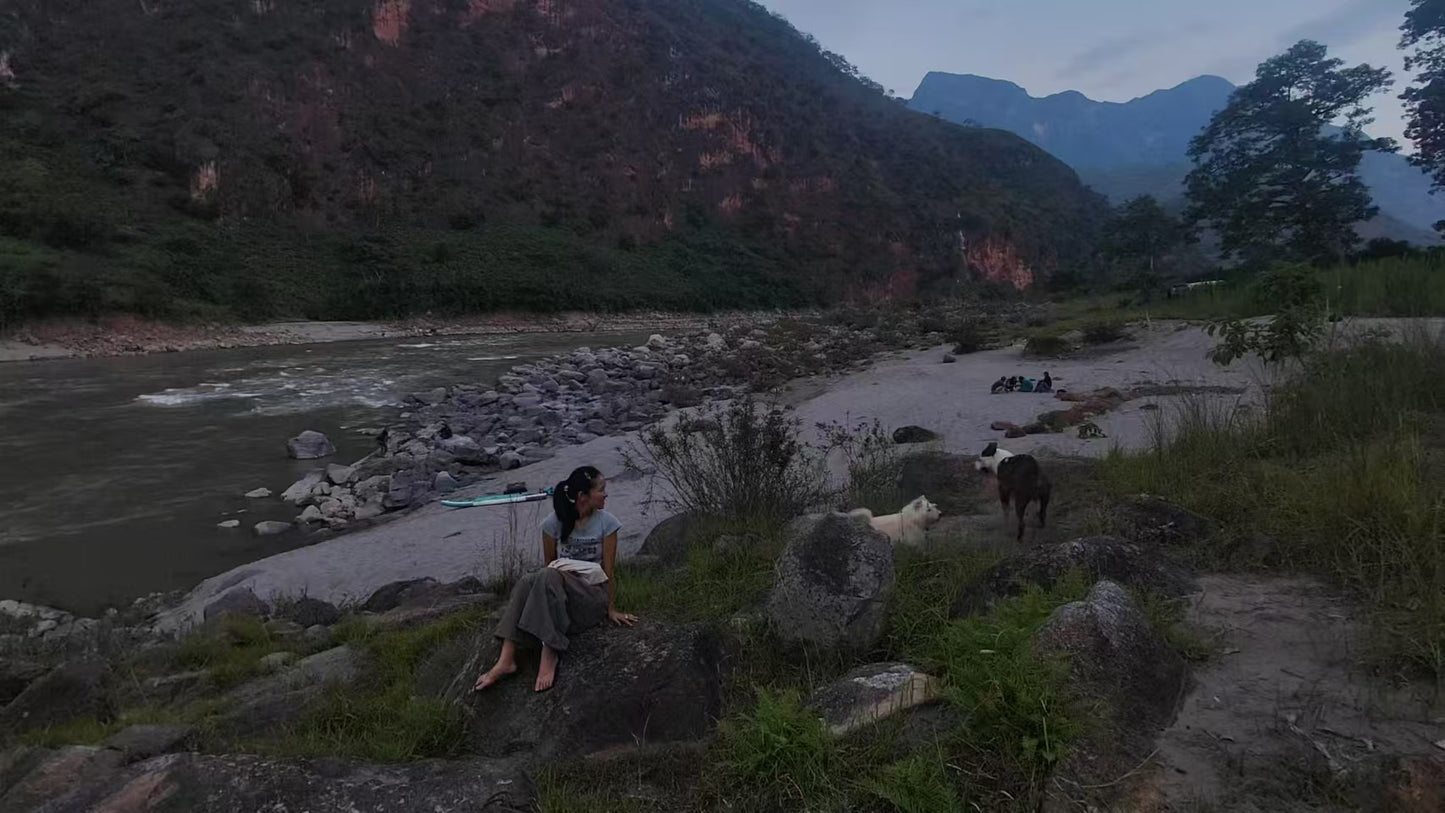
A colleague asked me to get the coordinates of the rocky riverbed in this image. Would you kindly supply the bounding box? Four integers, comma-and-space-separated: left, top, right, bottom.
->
258, 306, 1028, 535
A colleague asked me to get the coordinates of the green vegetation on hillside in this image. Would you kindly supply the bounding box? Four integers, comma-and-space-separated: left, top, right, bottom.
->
0, 0, 1106, 328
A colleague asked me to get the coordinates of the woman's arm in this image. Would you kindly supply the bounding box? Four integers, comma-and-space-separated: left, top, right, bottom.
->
542, 532, 557, 565
602, 531, 636, 626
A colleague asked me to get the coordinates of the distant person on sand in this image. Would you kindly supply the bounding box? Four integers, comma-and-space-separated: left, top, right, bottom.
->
1037, 372, 1053, 393
473, 466, 637, 693
991, 376, 1008, 394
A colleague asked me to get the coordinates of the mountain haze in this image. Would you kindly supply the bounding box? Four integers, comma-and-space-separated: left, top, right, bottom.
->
910, 72, 1445, 243
0, 0, 1108, 325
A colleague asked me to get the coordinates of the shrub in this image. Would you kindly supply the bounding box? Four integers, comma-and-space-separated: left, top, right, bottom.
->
817, 417, 902, 512
1081, 319, 1129, 344
624, 394, 829, 523
1023, 333, 1071, 357
949, 318, 997, 354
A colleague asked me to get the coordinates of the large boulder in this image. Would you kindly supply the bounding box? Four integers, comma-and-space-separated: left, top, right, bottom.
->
1032, 580, 1188, 809
1109, 494, 1218, 546
891, 426, 940, 444
0, 658, 49, 707
951, 536, 1196, 618
636, 512, 706, 568
382, 470, 429, 510
765, 513, 895, 651
456, 622, 726, 761
280, 471, 326, 504
436, 435, 495, 466
202, 587, 270, 622
286, 430, 336, 460
360, 577, 484, 614
100, 724, 196, 763
0, 746, 125, 813
806, 662, 943, 738
1, 751, 533, 813
281, 597, 340, 628
0, 660, 113, 734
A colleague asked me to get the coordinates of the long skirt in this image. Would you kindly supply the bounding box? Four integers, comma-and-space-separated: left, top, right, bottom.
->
493, 567, 608, 652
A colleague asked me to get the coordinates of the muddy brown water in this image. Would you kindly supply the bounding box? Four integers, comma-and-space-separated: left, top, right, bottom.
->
0, 331, 648, 615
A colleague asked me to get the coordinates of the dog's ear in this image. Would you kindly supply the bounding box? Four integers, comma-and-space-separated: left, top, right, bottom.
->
981, 442, 998, 457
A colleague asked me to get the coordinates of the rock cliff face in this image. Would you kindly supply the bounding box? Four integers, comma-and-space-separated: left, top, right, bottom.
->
0, 0, 1105, 323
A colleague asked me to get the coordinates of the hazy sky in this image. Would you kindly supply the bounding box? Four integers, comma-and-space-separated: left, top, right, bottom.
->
759, 0, 1414, 147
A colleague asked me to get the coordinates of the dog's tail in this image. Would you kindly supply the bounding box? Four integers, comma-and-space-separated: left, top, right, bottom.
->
846, 508, 874, 519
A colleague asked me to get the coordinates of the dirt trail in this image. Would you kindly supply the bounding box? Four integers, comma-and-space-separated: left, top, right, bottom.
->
1139, 575, 1443, 811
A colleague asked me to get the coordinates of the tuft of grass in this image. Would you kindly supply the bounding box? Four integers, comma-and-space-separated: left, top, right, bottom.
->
17, 707, 190, 748
170, 614, 294, 689
617, 526, 784, 623
17, 716, 120, 748
907, 571, 1089, 783
866, 752, 966, 813
254, 608, 486, 761
1102, 330, 1445, 675
716, 688, 842, 807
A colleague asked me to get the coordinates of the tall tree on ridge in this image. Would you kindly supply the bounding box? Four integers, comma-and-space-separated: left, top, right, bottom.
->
1184, 40, 1395, 266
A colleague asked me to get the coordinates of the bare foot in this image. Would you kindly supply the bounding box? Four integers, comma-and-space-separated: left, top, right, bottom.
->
534, 646, 559, 693
473, 661, 517, 692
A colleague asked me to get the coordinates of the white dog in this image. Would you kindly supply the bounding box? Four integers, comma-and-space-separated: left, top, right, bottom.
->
850, 495, 942, 546
973, 442, 1015, 475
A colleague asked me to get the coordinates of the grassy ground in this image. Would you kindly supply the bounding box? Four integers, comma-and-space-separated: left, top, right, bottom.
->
1050, 256, 1445, 329
1100, 328, 1445, 676
10, 609, 488, 762
546, 531, 1098, 812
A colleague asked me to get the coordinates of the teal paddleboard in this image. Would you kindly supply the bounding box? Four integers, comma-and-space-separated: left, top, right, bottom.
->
441, 488, 553, 508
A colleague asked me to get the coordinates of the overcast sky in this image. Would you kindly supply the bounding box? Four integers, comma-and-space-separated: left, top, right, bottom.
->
759, 0, 1414, 147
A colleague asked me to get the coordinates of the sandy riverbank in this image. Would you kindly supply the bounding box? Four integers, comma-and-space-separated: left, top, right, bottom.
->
156, 321, 1270, 630
0, 311, 785, 363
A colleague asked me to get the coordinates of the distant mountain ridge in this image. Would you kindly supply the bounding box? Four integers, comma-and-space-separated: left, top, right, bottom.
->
910, 72, 1445, 244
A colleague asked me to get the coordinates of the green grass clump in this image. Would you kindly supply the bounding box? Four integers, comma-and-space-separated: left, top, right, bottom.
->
170, 614, 294, 689
263, 609, 486, 762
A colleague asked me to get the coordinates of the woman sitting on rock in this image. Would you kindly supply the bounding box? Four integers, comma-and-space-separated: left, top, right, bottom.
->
473, 465, 637, 693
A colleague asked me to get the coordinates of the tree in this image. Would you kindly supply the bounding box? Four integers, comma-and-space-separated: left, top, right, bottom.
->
1184, 40, 1395, 267
1101, 195, 1182, 277
1400, 0, 1445, 230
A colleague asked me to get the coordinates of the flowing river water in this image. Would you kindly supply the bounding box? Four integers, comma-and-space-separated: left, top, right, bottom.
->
0, 330, 648, 616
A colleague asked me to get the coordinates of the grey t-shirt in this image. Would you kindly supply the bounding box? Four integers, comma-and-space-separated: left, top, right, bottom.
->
541, 510, 622, 564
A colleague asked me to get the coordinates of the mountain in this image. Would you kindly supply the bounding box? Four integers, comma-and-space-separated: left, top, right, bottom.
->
0, 1, 1107, 325
910, 72, 1445, 243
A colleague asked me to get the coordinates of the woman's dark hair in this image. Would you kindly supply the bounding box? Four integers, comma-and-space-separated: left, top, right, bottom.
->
553, 466, 602, 543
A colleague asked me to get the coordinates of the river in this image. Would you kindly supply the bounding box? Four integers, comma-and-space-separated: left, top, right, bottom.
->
0, 330, 648, 616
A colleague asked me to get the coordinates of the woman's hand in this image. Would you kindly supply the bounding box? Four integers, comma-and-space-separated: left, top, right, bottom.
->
608, 608, 637, 627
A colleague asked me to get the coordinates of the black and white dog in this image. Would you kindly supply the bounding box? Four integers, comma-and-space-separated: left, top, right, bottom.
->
974, 442, 1051, 541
